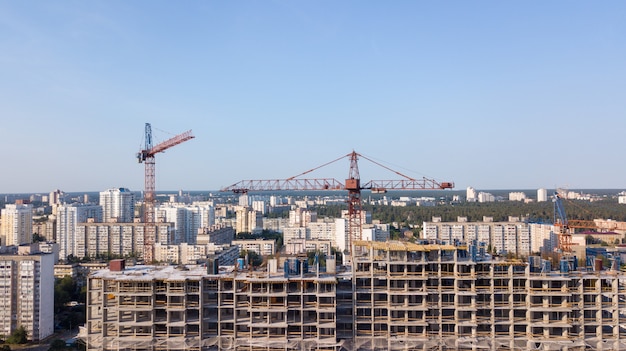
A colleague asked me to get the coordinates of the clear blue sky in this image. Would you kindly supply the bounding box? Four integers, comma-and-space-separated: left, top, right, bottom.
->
1, 1, 625, 194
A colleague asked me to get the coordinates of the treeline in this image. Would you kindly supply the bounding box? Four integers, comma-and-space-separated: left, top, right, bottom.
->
313, 199, 626, 227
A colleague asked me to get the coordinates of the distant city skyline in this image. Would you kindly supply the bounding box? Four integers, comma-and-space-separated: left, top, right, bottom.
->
1, 2, 625, 193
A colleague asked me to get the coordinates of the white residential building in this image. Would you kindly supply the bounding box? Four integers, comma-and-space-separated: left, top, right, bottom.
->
232, 239, 276, 256
509, 192, 527, 201
307, 220, 335, 241
478, 192, 495, 203
362, 223, 390, 242
0, 246, 54, 341
155, 203, 215, 244
57, 204, 103, 260
235, 207, 262, 234
0, 204, 33, 246
251, 200, 267, 215
156, 206, 186, 244
422, 218, 537, 256
285, 239, 333, 256
529, 223, 557, 253
99, 188, 135, 223
466, 187, 477, 202
334, 218, 348, 253
289, 208, 317, 227
48, 189, 64, 206
238, 194, 250, 207
75, 222, 174, 260
153, 243, 239, 265
283, 227, 307, 242
537, 188, 548, 202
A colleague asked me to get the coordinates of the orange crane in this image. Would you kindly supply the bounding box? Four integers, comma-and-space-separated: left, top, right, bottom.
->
553, 191, 597, 255
137, 123, 194, 262
222, 151, 453, 261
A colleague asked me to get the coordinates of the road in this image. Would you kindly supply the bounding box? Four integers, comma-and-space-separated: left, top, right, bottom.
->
10, 329, 80, 351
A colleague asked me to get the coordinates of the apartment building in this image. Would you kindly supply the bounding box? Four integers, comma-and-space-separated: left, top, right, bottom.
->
153, 243, 239, 265
0, 245, 54, 341
285, 239, 333, 256
235, 207, 262, 234
82, 243, 626, 350
99, 188, 135, 223
423, 217, 538, 255
57, 204, 103, 260
0, 203, 33, 246
75, 221, 174, 260
155, 203, 216, 244
84, 261, 339, 350
196, 224, 235, 246
349, 241, 626, 350
32, 219, 55, 242
231, 239, 276, 256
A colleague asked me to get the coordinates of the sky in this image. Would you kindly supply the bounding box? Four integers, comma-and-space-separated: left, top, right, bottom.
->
1, 1, 625, 194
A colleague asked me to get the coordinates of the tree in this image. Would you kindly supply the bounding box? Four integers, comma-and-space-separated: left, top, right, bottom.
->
32, 233, 46, 243
6, 326, 27, 344
307, 250, 326, 267
0, 345, 10, 351
240, 250, 263, 267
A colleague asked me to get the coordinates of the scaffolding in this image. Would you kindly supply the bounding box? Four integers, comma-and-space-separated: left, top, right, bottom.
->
82, 244, 626, 351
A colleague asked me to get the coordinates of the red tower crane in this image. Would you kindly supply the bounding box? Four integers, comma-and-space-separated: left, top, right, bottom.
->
137, 123, 194, 262
222, 151, 453, 262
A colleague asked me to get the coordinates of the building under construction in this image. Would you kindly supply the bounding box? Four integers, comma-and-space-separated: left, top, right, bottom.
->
82, 242, 626, 351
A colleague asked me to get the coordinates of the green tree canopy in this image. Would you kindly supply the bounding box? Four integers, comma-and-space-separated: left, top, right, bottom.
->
6, 326, 27, 344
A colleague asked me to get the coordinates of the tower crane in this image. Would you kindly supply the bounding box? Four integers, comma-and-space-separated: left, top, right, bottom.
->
221, 151, 453, 262
137, 123, 194, 262
553, 191, 597, 255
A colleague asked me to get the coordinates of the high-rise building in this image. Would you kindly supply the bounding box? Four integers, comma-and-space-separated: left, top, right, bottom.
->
0, 204, 33, 246
537, 188, 548, 202
0, 245, 54, 341
238, 194, 249, 207
156, 206, 186, 244
155, 203, 215, 244
251, 200, 267, 215
48, 189, 63, 206
478, 192, 495, 203
289, 208, 317, 227
529, 223, 557, 253
75, 222, 174, 260
423, 217, 536, 256
509, 192, 527, 201
466, 186, 477, 202
99, 188, 135, 223
235, 207, 261, 234
57, 204, 103, 260
334, 218, 348, 252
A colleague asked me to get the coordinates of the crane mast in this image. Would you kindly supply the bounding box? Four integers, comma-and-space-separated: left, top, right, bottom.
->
553, 191, 597, 259
345, 151, 362, 264
137, 123, 194, 262
553, 192, 572, 255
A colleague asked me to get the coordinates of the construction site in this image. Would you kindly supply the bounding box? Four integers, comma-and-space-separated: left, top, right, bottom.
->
81, 241, 626, 351
92, 137, 624, 350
